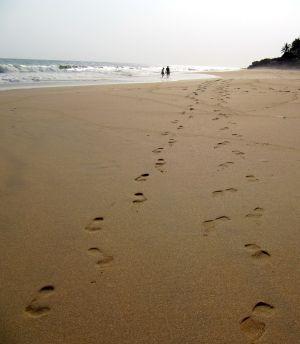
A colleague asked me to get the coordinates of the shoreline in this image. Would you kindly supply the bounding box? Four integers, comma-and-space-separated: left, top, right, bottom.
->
0, 72, 218, 92
1, 69, 299, 344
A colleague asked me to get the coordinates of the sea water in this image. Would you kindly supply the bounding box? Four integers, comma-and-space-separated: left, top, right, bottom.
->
0, 58, 239, 90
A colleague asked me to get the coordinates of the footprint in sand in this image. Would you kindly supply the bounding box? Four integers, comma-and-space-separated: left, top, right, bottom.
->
168, 138, 176, 145
135, 173, 149, 182
246, 207, 264, 218
214, 141, 230, 149
189, 107, 194, 111
177, 125, 183, 130
88, 247, 114, 269
155, 158, 166, 172
219, 126, 229, 130
246, 174, 259, 182
202, 216, 231, 235
85, 217, 104, 232
212, 188, 237, 196
212, 117, 220, 120
232, 150, 245, 156
161, 131, 169, 136
218, 113, 230, 118
252, 302, 274, 316
218, 161, 234, 168
171, 120, 179, 124
25, 285, 55, 318
240, 302, 275, 340
152, 147, 164, 154
240, 316, 265, 341
132, 192, 147, 203
244, 244, 271, 260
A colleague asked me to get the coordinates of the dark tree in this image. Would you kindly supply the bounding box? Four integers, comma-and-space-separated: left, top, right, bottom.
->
281, 43, 290, 54
290, 38, 300, 57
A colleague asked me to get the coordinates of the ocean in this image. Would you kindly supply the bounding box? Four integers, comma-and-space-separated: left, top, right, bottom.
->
0, 58, 239, 90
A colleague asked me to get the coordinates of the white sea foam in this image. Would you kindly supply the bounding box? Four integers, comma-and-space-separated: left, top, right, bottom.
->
0, 58, 240, 90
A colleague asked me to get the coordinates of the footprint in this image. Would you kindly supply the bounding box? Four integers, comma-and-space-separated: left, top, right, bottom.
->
218, 161, 234, 168
135, 173, 149, 182
168, 138, 176, 145
212, 188, 237, 195
25, 286, 55, 318
240, 316, 265, 341
161, 131, 169, 136
232, 150, 245, 156
219, 126, 229, 130
246, 175, 259, 182
252, 302, 274, 316
152, 147, 164, 154
155, 158, 166, 172
214, 141, 230, 149
177, 125, 183, 130
85, 217, 104, 231
189, 107, 194, 111
246, 207, 264, 218
88, 247, 114, 269
202, 216, 231, 234
171, 120, 179, 124
133, 192, 147, 203
244, 244, 270, 260
212, 117, 220, 120
218, 113, 230, 118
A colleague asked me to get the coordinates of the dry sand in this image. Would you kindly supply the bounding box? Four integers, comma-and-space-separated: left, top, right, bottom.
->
0, 69, 299, 343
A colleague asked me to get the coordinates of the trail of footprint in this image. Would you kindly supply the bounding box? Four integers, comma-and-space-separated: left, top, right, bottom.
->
246, 207, 264, 218
25, 286, 55, 318
135, 173, 149, 182
245, 244, 271, 260
85, 217, 104, 232
246, 174, 259, 182
212, 187, 237, 195
133, 192, 147, 203
88, 247, 114, 269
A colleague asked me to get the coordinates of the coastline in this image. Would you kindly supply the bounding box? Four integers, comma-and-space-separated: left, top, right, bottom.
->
1, 69, 299, 344
0, 72, 218, 92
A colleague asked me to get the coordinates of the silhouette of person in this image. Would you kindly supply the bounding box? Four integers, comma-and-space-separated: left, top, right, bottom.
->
166, 66, 170, 77
161, 67, 165, 78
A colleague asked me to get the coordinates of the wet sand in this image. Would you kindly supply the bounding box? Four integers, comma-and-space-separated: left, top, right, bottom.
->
0, 69, 300, 343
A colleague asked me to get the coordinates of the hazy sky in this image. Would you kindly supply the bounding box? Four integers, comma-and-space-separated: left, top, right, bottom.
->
0, 0, 299, 67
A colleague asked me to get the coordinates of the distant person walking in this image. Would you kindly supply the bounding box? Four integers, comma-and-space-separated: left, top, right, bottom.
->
166, 66, 170, 78
161, 67, 165, 78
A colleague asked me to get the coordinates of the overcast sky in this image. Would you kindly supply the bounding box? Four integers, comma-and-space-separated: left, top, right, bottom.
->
0, 0, 299, 67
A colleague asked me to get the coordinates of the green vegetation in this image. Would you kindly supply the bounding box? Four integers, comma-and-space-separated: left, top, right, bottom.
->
248, 37, 300, 69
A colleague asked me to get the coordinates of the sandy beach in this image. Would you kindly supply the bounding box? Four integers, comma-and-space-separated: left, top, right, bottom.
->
0, 69, 299, 343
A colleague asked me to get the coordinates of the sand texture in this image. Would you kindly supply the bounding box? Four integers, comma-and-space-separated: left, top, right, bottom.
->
0, 69, 300, 343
